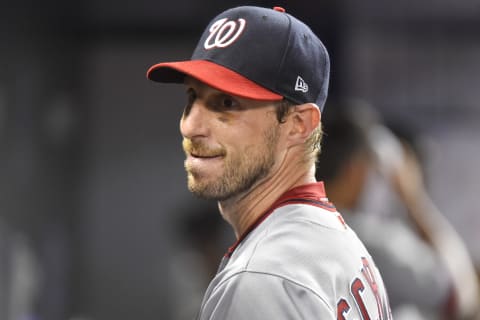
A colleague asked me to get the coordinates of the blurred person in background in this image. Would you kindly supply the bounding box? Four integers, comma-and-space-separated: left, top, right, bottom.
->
316, 99, 480, 320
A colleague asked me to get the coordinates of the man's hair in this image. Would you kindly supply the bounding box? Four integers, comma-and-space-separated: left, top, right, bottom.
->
275, 99, 323, 164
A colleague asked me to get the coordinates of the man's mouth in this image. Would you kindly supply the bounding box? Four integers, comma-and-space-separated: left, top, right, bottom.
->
190, 152, 223, 159
183, 139, 226, 160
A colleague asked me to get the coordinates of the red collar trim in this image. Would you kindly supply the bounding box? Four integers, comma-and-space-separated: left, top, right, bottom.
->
225, 182, 336, 257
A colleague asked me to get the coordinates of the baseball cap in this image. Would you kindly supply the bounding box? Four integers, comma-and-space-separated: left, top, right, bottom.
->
147, 6, 330, 111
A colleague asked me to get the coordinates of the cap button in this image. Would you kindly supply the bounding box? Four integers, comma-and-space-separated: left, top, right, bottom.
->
273, 6, 286, 13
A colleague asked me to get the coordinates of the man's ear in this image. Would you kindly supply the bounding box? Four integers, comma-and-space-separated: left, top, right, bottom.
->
286, 103, 321, 146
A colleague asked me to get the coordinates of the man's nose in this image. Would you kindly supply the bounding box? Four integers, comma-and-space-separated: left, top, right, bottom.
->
180, 102, 210, 138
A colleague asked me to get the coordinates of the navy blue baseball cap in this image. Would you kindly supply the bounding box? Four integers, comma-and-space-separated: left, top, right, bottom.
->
147, 6, 330, 111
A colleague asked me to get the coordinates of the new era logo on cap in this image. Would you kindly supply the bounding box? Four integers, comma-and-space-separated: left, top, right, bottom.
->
295, 76, 308, 93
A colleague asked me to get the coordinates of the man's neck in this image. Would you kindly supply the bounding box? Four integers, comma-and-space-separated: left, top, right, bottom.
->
218, 159, 316, 239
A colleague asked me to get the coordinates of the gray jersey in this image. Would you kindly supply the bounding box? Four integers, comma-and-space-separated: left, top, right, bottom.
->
196, 183, 392, 320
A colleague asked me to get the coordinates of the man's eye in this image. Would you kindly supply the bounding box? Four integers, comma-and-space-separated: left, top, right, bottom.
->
217, 95, 241, 110
222, 97, 234, 108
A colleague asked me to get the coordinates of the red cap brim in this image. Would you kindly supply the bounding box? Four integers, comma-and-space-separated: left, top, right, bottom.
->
146, 60, 283, 101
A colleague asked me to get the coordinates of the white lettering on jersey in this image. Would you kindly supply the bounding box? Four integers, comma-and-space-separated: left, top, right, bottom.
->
204, 18, 246, 49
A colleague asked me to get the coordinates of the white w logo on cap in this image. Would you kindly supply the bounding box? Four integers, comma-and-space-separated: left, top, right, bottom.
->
295, 76, 309, 93
204, 18, 246, 49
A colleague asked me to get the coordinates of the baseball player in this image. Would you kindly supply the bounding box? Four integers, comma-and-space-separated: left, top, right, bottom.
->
147, 6, 392, 319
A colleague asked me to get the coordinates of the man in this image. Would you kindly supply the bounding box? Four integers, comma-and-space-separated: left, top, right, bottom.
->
147, 6, 392, 319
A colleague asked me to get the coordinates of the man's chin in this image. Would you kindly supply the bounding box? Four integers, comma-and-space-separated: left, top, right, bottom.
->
187, 175, 218, 199
189, 186, 226, 201
187, 179, 233, 201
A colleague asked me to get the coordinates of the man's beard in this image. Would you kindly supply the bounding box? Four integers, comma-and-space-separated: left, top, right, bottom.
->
183, 125, 279, 201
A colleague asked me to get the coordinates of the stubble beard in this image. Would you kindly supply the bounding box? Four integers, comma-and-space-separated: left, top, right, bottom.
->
185, 125, 279, 201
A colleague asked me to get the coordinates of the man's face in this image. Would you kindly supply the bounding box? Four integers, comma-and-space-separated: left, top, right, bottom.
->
180, 77, 284, 201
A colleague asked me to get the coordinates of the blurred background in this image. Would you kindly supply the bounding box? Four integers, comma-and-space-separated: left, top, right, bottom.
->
0, 0, 479, 319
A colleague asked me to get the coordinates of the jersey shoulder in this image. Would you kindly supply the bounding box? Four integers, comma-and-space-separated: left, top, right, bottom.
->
198, 270, 334, 319
237, 204, 390, 318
